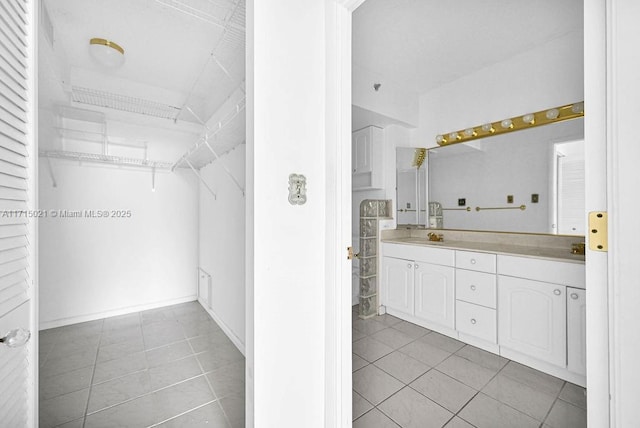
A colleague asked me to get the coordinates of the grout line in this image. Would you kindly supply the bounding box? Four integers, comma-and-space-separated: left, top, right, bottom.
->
81, 318, 105, 428
147, 399, 219, 427
185, 311, 235, 428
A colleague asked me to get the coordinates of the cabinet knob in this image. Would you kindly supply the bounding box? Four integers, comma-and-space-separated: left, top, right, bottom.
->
553, 289, 562, 296
414, 263, 419, 269
470, 318, 477, 325
407, 263, 412, 269
570, 293, 579, 300
470, 285, 476, 291
470, 259, 476, 264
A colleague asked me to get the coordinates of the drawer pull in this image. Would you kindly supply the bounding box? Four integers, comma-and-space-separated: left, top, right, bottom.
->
570, 293, 579, 300
470, 285, 476, 291
553, 289, 561, 296
415, 263, 419, 269
470, 318, 477, 324
407, 263, 412, 269
470, 259, 476, 264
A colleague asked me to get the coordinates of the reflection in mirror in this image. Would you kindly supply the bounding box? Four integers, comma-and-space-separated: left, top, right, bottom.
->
427, 118, 584, 235
396, 148, 426, 227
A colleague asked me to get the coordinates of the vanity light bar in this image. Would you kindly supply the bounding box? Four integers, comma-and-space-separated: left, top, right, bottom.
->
435, 101, 585, 146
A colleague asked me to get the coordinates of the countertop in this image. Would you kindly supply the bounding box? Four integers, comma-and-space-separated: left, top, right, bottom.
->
381, 236, 585, 264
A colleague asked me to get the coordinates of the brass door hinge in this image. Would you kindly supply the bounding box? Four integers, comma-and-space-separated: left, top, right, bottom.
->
588, 211, 608, 251
347, 246, 360, 260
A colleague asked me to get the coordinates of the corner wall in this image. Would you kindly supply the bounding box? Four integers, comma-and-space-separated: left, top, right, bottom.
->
38, 156, 199, 328
198, 144, 246, 351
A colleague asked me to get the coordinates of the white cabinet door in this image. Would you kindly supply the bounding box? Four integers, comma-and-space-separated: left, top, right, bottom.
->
498, 276, 567, 367
414, 262, 455, 329
352, 128, 372, 174
567, 287, 587, 375
382, 257, 414, 315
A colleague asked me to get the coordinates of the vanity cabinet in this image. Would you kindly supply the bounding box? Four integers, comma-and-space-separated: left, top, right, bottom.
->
498, 276, 567, 367
381, 243, 455, 330
567, 287, 587, 375
380, 241, 586, 385
382, 256, 414, 315
455, 251, 497, 345
352, 126, 384, 190
414, 262, 455, 329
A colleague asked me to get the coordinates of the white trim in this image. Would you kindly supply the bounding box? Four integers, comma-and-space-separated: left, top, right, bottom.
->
584, 0, 611, 426
325, 1, 354, 426
28, 1, 38, 425
197, 298, 246, 356
38, 296, 197, 330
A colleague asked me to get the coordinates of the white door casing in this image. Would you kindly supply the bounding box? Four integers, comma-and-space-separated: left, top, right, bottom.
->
0, 0, 37, 426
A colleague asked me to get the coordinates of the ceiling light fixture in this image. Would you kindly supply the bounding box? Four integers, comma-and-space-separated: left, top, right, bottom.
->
89, 38, 125, 68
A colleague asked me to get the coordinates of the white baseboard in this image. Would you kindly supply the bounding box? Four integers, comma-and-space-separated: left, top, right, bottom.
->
39, 295, 198, 330
198, 298, 246, 357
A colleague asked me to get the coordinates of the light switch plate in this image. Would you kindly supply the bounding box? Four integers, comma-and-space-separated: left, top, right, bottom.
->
288, 174, 307, 205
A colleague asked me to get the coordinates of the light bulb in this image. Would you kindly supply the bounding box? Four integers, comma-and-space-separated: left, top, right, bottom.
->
463, 128, 476, 137
522, 114, 535, 124
501, 119, 513, 129
546, 108, 560, 119
481, 123, 494, 133
571, 102, 584, 114
435, 134, 445, 144
448, 132, 460, 141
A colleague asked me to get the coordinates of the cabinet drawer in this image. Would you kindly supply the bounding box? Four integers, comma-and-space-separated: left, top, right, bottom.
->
497, 255, 585, 288
456, 269, 496, 308
383, 243, 454, 267
455, 300, 497, 343
456, 251, 496, 273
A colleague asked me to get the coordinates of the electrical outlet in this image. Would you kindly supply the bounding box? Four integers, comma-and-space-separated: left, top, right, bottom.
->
507, 195, 514, 204
458, 198, 466, 206
531, 193, 539, 203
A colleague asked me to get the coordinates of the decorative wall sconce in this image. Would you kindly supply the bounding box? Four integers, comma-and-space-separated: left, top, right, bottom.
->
435, 101, 584, 146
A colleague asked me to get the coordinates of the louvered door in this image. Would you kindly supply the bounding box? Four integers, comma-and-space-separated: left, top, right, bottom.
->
0, 0, 36, 427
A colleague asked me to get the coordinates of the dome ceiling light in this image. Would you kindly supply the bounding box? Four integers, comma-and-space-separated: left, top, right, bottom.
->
89, 38, 125, 68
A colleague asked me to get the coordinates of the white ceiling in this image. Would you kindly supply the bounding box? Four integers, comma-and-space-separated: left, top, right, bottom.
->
43, 0, 245, 125
353, 0, 583, 96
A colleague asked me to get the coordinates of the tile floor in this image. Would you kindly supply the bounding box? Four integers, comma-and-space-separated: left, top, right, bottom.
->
352, 305, 587, 428
39, 301, 245, 428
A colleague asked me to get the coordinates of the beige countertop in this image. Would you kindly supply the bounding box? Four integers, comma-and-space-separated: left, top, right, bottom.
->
381, 236, 585, 264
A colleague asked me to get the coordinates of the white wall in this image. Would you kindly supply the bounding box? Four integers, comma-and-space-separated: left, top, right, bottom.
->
418, 31, 584, 148
352, 64, 419, 127
38, 120, 199, 328
198, 144, 246, 351
249, 0, 338, 424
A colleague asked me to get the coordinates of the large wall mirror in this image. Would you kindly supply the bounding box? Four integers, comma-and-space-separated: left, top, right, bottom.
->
396, 117, 585, 235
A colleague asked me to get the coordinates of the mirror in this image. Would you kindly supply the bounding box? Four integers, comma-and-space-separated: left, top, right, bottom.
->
396, 148, 427, 227
396, 117, 585, 235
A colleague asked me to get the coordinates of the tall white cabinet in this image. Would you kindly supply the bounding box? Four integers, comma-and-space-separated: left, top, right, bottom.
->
352, 126, 384, 190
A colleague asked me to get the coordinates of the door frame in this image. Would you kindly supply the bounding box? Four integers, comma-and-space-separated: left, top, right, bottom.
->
330, 0, 612, 425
